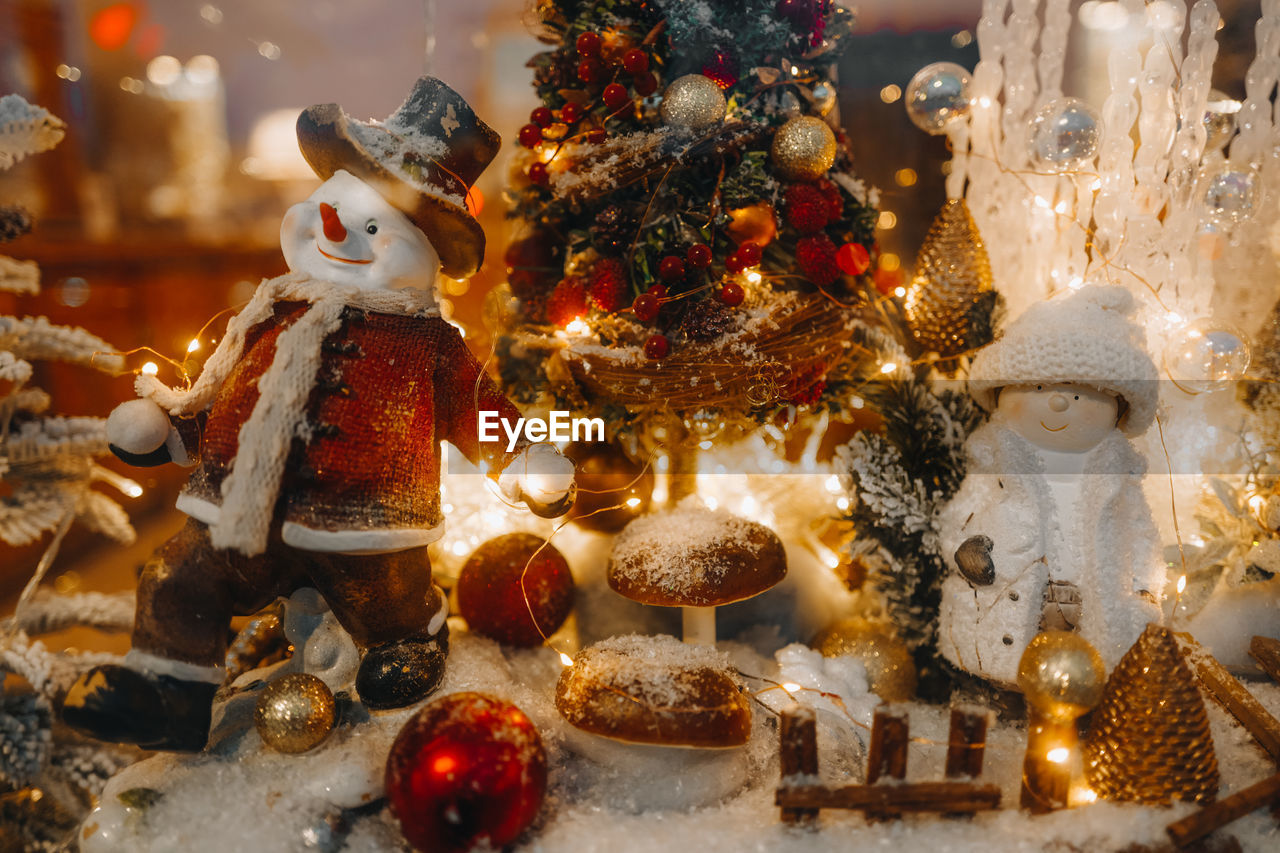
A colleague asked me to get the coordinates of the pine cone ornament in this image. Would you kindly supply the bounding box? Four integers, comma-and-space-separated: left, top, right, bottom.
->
902, 198, 994, 358
0, 205, 33, 242
590, 205, 637, 255
1083, 624, 1218, 804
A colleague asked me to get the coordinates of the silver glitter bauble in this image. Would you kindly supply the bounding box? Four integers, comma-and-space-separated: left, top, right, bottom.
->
1027, 97, 1102, 172
1164, 319, 1251, 393
1200, 163, 1258, 227
659, 74, 727, 130
1203, 89, 1241, 154
905, 62, 972, 135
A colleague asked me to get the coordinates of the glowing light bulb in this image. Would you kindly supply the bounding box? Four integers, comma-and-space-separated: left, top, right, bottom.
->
746, 271, 762, 284
564, 318, 588, 335
141, 362, 159, 375
825, 474, 842, 494
559, 652, 574, 667
187, 338, 201, 353
1047, 747, 1070, 764
782, 682, 802, 694
880, 362, 897, 374
625, 497, 642, 508
893, 286, 906, 298
123, 482, 143, 498
1176, 575, 1187, 595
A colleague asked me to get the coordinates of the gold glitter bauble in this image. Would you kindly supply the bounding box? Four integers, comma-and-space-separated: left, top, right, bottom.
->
659, 75, 727, 130
1016, 631, 1105, 723
254, 673, 336, 754
811, 617, 917, 701
1083, 624, 1219, 804
725, 203, 778, 247
770, 116, 837, 182
902, 198, 994, 357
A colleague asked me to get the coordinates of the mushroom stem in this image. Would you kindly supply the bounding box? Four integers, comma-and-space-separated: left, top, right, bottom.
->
682, 606, 717, 646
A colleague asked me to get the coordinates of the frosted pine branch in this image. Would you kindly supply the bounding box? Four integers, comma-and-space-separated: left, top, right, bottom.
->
4, 416, 110, 465
0, 316, 125, 373
0, 485, 71, 547
75, 489, 136, 545
0, 350, 33, 385
0, 387, 51, 421
0, 94, 65, 170
9, 590, 135, 636
0, 254, 39, 295
0, 691, 53, 789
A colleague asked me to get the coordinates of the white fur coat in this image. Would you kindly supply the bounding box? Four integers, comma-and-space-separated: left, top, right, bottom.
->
936, 419, 1166, 686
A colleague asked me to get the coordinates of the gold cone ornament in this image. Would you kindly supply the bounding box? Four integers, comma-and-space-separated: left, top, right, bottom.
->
902, 198, 994, 358
1083, 624, 1219, 804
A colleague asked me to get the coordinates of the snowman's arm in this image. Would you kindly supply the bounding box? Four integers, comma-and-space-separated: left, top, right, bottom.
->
106, 398, 203, 468
434, 323, 531, 478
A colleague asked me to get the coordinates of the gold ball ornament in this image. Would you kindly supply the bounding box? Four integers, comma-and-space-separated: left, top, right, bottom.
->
811, 617, 917, 701
254, 673, 337, 754
1016, 631, 1106, 723
770, 116, 837, 182
659, 74, 727, 130
725, 202, 778, 247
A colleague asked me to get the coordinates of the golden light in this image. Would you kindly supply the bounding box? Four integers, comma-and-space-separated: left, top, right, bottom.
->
187, 338, 201, 353
746, 271, 763, 284
878, 211, 898, 230
880, 362, 898, 374
825, 474, 842, 494
625, 497, 642, 508
1177, 575, 1187, 595
1047, 747, 1070, 764
564, 318, 588, 335
1248, 494, 1266, 514
782, 682, 802, 694
146, 55, 182, 87
559, 652, 575, 667
894, 168, 918, 187
123, 482, 143, 498
880, 84, 902, 104
894, 285, 907, 298
141, 361, 159, 375
880, 252, 901, 271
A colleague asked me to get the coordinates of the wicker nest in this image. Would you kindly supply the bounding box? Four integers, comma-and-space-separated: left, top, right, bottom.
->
559, 293, 859, 411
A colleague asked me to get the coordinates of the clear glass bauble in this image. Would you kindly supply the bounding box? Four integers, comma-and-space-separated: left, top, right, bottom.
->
1027, 97, 1102, 172
905, 62, 972, 135
1163, 319, 1252, 393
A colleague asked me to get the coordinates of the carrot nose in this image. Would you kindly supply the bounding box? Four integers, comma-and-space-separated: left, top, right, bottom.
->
319, 202, 347, 243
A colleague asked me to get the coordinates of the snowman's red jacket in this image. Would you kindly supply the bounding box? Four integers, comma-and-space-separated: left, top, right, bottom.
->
174, 300, 524, 554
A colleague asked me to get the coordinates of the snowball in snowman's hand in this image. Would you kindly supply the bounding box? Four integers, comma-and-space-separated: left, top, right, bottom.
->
499, 444, 577, 518
280, 170, 442, 293
107, 398, 170, 455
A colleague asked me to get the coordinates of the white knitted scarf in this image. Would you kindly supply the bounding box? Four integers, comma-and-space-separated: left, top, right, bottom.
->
135, 272, 440, 555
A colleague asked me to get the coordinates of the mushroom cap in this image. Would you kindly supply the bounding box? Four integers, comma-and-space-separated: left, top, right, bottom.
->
607, 498, 787, 607
555, 635, 751, 748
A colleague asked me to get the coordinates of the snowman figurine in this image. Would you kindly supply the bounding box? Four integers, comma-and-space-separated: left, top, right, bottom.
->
937, 286, 1165, 688
63, 78, 575, 750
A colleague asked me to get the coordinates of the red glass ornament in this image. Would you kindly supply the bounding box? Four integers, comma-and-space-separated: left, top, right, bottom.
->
737, 241, 762, 266
658, 255, 685, 281
457, 534, 574, 647
644, 334, 670, 360
836, 242, 871, 276
527, 162, 550, 186
632, 71, 659, 96
386, 693, 547, 853
686, 244, 712, 268
560, 102, 583, 124
530, 106, 553, 128
633, 292, 660, 323
602, 82, 630, 110
518, 124, 543, 148
576, 31, 602, 57
622, 48, 650, 74
719, 281, 745, 306
701, 50, 739, 90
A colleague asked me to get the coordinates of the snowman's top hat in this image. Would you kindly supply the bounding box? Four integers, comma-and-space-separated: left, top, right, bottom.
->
296, 76, 499, 279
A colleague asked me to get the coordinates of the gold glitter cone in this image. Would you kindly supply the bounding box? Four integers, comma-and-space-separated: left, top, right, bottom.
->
1083, 624, 1219, 804
902, 198, 994, 357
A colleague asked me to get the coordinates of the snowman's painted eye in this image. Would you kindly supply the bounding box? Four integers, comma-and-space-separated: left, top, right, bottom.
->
1073, 395, 1079, 400
365, 220, 378, 235
1036, 384, 1043, 391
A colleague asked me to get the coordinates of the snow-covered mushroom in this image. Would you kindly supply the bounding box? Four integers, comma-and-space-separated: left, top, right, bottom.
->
607, 497, 787, 646
555, 635, 751, 748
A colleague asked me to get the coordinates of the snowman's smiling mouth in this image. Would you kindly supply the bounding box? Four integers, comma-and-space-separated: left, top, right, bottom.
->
317, 244, 373, 265
1040, 421, 1068, 432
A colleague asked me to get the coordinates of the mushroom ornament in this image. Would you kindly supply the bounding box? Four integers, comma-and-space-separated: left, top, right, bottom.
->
62, 78, 575, 751
936, 286, 1165, 688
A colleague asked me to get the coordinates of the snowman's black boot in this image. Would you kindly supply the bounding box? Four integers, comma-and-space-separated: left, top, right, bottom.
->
62, 664, 217, 752
355, 625, 449, 710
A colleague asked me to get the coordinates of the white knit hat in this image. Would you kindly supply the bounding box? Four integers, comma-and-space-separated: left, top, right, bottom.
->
968, 286, 1158, 435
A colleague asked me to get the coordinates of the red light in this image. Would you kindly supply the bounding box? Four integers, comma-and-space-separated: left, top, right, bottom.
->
430, 753, 458, 777
89, 3, 139, 52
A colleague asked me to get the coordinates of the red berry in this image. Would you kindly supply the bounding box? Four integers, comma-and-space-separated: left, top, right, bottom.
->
547, 277, 588, 325
633, 292, 660, 322
577, 58, 602, 84
633, 71, 658, 96
737, 241, 762, 266
622, 48, 649, 74
456, 533, 575, 646
658, 255, 685, 281
576, 31, 602, 57
686, 244, 712, 268
836, 242, 871, 276
645, 283, 667, 298
725, 252, 746, 273
518, 123, 543, 148
560, 102, 583, 123
586, 127, 607, 144
785, 183, 831, 234
386, 693, 547, 853
817, 178, 844, 220
644, 334, 670, 360
602, 82, 630, 110
527, 162, 549, 186
589, 257, 629, 312
530, 106, 553, 128
719, 281, 745, 306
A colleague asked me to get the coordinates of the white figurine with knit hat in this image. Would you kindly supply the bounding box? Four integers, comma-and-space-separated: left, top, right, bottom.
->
937, 285, 1166, 688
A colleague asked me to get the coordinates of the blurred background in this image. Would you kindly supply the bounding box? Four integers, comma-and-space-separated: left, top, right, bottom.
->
0, 0, 1263, 617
